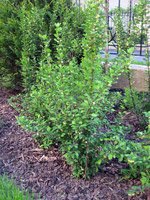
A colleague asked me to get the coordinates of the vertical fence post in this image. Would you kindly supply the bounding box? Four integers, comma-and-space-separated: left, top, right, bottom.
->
117, 0, 121, 54
79, 0, 81, 20
127, 0, 132, 41
140, 14, 144, 56
104, 0, 109, 72
118, 0, 121, 8
147, 2, 150, 52
129, 0, 132, 23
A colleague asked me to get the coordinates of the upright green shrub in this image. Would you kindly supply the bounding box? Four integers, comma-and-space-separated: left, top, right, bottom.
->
45, 0, 85, 64
113, 0, 150, 189
54, 1, 85, 64
0, 0, 22, 88
19, 0, 84, 90
16, 0, 150, 187
0, 0, 83, 89
114, 0, 148, 57
18, 0, 131, 178
19, 1, 48, 89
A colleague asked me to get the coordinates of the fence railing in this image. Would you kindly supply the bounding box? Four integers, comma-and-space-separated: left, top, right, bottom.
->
74, 0, 149, 57
108, 7, 147, 56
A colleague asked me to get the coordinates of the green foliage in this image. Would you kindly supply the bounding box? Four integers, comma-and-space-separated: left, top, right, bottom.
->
123, 112, 149, 189
128, 185, 149, 197
0, 0, 22, 88
17, 0, 132, 178
123, 89, 150, 112
19, 0, 85, 90
19, 1, 48, 89
115, 0, 150, 128
0, 0, 84, 89
115, 0, 150, 190
123, 89, 150, 126
122, 141, 149, 182
114, 10, 134, 54
47, 0, 85, 64
2, 0, 149, 190
0, 175, 35, 200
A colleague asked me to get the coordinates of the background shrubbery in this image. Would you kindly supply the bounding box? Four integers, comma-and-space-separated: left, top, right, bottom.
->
1, 0, 149, 190
0, 0, 22, 88
0, 0, 84, 89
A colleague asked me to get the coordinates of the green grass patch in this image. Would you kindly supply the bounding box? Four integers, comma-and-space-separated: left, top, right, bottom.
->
0, 175, 35, 200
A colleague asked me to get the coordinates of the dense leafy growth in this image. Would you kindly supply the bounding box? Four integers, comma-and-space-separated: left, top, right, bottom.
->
0, 0, 84, 88
0, 0, 149, 191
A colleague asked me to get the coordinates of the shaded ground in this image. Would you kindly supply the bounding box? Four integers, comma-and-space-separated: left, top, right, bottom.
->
0, 88, 149, 200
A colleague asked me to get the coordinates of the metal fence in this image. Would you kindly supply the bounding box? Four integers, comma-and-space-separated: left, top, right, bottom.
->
108, 0, 148, 57
75, 0, 148, 57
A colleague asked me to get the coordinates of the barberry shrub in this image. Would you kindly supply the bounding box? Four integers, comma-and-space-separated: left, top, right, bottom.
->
18, 0, 130, 178
18, 0, 150, 185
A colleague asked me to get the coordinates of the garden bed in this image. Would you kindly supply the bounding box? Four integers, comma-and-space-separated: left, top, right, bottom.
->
0, 88, 149, 200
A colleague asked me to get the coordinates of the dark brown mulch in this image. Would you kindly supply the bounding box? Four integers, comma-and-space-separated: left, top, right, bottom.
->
0, 88, 149, 200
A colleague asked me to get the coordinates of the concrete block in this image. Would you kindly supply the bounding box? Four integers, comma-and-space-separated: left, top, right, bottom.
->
112, 64, 149, 92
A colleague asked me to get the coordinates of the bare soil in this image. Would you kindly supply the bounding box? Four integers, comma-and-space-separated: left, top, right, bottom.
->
0, 88, 149, 200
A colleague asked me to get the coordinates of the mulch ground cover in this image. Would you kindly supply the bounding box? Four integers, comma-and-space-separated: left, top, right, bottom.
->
0, 88, 149, 200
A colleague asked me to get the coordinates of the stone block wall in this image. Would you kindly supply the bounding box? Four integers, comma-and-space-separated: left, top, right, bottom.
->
112, 65, 149, 92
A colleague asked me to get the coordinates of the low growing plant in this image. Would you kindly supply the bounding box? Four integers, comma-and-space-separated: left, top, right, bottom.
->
122, 89, 150, 126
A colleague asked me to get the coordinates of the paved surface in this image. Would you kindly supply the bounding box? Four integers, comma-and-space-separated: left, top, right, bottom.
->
101, 52, 148, 63
107, 47, 149, 63
109, 54, 146, 63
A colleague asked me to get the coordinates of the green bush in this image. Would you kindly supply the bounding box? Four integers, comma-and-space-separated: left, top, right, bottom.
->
114, 0, 148, 54
46, 0, 85, 63
19, 0, 85, 90
0, 0, 22, 88
17, 0, 131, 178
122, 88, 150, 126
2, 0, 148, 188
19, 1, 48, 89
0, 0, 84, 90
122, 111, 150, 189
